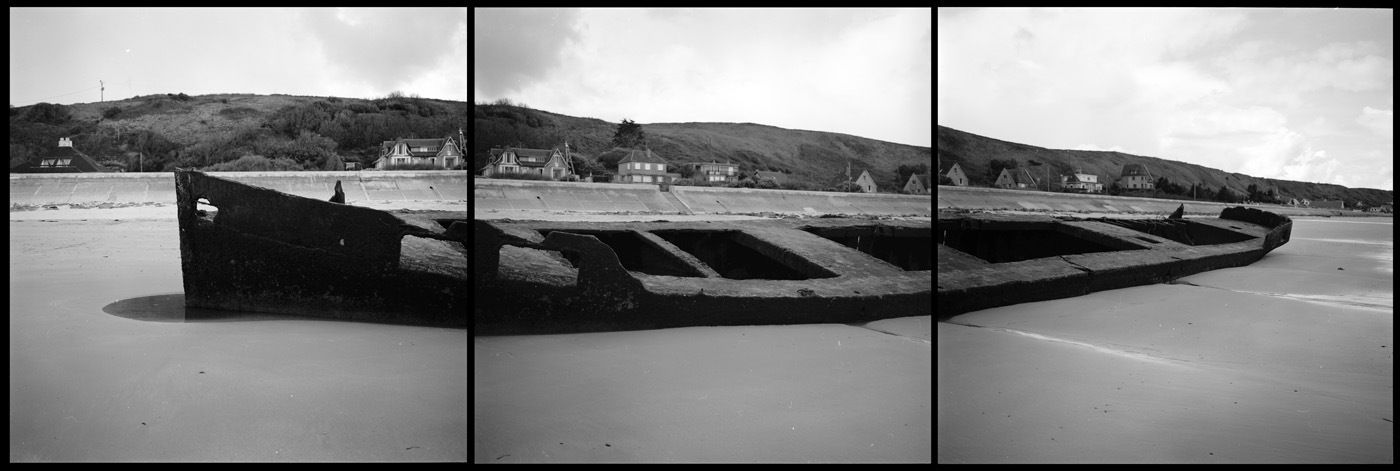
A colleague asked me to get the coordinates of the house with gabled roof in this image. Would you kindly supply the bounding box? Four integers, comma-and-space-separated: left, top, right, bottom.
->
373, 129, 465, 169
1060, 172, 1103, 193
903, 173, 928, 194
938, 161, 968, 186
480, 146, 572, 180
617, 148, 679, 184
994, 167, 1038, 189
1119, 163, 1154, 190
11, 137, 112, 173
854, 169, 878, 193
681, 160, 739, 183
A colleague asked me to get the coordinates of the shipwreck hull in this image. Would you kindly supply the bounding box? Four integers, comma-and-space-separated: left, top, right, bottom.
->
175, 170, 467, 326
474, 218, 933, 335
936, 206, 1293, 320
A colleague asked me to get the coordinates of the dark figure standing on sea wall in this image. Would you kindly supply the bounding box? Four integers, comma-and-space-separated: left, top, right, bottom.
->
330, 180, 345, 204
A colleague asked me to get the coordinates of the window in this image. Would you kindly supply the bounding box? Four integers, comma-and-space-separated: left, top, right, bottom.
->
642, 175, 652, 183
657, 164, 665, 172
58, 159, 71, 166
41, 159, 57, 167
644, 163, 651, 171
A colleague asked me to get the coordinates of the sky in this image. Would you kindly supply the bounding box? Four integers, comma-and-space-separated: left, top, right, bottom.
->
474, 8, 932, 148
9, 7, 467, 106
938, 8, 1394, 191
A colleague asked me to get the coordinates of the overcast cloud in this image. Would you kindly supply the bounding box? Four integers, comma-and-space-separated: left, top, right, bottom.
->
938, 8, 1393, 191
9, 7, 466, 106
475, 8, 932, 147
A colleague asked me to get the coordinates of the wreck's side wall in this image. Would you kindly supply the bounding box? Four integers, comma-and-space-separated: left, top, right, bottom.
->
9, 171, 470, 206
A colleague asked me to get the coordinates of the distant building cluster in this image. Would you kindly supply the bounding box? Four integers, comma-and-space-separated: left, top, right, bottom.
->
937, 157, 1166, 195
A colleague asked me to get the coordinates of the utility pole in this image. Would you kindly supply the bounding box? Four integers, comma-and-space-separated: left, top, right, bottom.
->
100, 80, 104, 102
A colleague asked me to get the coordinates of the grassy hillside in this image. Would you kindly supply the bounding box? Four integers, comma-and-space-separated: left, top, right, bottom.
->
474, 104, 932, 191
10, 92, 468, 172
938, 125, 1393, 208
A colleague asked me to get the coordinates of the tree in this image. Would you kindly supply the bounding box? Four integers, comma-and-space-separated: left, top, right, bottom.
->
986, 158, 1017, 182
896, 163, 930, 184
611, 119, 646, 148
22, 102, 71, 125
1215, 186, 1238, 203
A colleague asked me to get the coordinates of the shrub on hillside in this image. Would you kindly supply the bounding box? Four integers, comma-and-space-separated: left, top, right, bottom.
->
102, 106, 123, 119
487, 171, 555, 181
829, 181, 863, 193
202, 154, 304, 172
22, 102, 71, 125
381, 162, 448, 171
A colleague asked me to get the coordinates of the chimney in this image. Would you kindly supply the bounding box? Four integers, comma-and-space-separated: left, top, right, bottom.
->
59, 137, 72, 148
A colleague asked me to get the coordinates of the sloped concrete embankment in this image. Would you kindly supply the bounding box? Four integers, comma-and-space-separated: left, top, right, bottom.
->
474, 179, 686, 213
672, 186, 932, 216
9, 171, 470, 206
474, 179, 932, 216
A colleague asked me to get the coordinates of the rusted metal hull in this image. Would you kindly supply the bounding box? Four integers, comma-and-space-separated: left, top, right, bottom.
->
937, 206, 1293, 319
175, 170, 467, 326
474, 218, 932, 335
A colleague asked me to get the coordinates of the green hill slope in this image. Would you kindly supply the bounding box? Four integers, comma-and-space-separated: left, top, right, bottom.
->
10, 92, 468, 172
473, 104, 932, 190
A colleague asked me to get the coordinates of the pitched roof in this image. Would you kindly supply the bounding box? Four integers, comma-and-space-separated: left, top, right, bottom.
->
1121, 163, 1152, 178
496, 147, 561, 168
1001, 167, 1037, 185
939, 161, 963, 175
21, 142, 111, 173
618, 148, 667, 164
383, 136, 461, 158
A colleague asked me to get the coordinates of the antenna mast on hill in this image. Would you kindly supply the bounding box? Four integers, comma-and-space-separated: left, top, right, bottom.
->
100, 80, 104, 102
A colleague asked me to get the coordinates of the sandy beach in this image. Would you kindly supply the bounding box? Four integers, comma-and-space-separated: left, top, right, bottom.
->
938, 217, 1393, 463
9, 206, 467, 461
472, 209, 932, 463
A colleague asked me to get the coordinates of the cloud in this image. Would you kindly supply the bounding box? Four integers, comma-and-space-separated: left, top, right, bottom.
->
1216, 40, 1394, 107
1356, 106, 1393, 138
473, 8, 583, 99
304, 8, 466, 98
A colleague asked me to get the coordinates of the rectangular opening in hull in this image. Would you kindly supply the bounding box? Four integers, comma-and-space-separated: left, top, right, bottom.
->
802, 226, 931, 271
938, 220, 1133, 264
649, 229, 833, 280
536, 229, 703, 277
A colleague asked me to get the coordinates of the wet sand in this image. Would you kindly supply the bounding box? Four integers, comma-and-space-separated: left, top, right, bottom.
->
938, 217, 1393, 463
472, 209, 931, 463
9, 208, 467, 461
474, 317, 931, 463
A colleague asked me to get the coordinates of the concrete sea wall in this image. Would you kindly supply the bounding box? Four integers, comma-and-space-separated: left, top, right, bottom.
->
9, 171, 470, 206
671, 186, 931, 216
